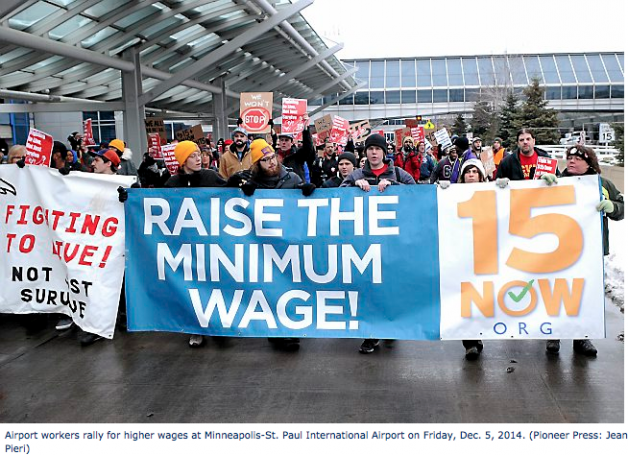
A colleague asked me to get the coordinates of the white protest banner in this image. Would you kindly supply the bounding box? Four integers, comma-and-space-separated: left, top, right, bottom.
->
24, 129, 54, 167
349, 120, 371, 142
533, 156, 558, 180
281, 98, 307, 142
435, 128, 452, 148
438, 176, 605, 340
160, 144, 179, 175
240, 92, 272, 134
0, 166, 135, 338
83, 119, 96, 146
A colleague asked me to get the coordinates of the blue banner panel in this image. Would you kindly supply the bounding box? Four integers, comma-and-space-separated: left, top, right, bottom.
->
125, 185, 440, 339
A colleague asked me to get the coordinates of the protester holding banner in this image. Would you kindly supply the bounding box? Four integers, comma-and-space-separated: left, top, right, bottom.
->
137, 153, 170, 188
539, 145, 623, 357
430, 145, 461, 184
340, 133, 415, 354
322, 152, 356, 188
218, 127, 252, 179
108, 138, 138, 177
496, 129, 557, 181
163, 140, 227, 347
393, 136, 421, 182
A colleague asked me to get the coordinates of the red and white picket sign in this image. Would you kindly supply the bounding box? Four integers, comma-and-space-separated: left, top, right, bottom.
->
160, 144, 179, 175
329, 115, 350, 146
83, 119, 96, 146
148, 133, 163, 159
411, 126, 425, 144
281, 98, 307, 142
24, 128, 54, 167
533, 156, 558, 179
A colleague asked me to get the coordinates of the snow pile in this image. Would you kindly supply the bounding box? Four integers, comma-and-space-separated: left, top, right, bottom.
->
605, 218, 624, 312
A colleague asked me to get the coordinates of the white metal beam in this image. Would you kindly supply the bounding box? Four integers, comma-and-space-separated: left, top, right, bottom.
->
308, 82, 366, 116
140, 0, 313, 105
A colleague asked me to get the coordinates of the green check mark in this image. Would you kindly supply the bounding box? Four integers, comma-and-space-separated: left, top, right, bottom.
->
508, 279, 535, 302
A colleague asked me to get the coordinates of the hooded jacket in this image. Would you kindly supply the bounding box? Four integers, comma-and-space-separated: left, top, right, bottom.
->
118, 148, 138, 176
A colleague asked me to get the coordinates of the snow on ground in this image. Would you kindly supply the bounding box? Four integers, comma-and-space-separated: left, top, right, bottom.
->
605, 218, 624, 312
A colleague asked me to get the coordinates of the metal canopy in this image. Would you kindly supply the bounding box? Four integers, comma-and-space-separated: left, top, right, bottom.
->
0, 0, 357, 115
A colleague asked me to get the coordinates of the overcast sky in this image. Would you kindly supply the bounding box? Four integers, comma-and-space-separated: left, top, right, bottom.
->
301, 0, 626, 59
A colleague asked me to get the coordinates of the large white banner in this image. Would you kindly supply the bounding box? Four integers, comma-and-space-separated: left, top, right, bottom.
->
438, 175, 605, 340
0, 165, 135, 338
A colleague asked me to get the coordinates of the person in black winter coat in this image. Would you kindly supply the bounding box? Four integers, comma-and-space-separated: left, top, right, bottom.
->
496, 128, 558, 181
273, 118, 316, 182
322, 152, 356, 188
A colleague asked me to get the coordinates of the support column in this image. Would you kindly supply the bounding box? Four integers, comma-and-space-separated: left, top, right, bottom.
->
122, 47, 146, 167
212, 76, 230, 140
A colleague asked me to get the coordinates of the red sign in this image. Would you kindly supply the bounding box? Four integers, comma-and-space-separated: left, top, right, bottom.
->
281, 98, 307, 142
329, 115, 350, 146
242, 108, 270, 131
411, 126, 425, 144
405, 119, 419, 128
240, 92, 272, 134
533, 156, 558, 179
83, 119, 96, 146
148, 133, 163, 159
24, 128, 54, 167
394, 127, 411, 148
160, 144, 179, 175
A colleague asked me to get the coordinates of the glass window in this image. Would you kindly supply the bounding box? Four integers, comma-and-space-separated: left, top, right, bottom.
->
85, 0, 129, 18
431, 59, 447, 86
562, 85, 577, 99
586, 54, 609, 83
617, 53, 624, 72
386, 90, 401, 104
595, 85, 610, 99
401, 90, 416, 103
462, 58, 479, 85
449, 89, 464, 102
369, 91, 384, 104
447, 58, 463, 86
386, 60, 400, 88
601, 54, 623, 82
49, 15, 94, 40
310, 98, 324, 106
417, 90, 432, 103
401, 60, 416, 87
354, 92, 369, 105
433, 89, 447, 102
8, 3, 59, 30
81, 27, 118, 48
540, 56, 560, 83
570, 55, 592, 83
555, 56, 576, 83
508, 56, 527, 85
465, 88, 479, 102
417, 60, 431, 87
477, 57, 494, 85
611, 85, 624, 99
355, 61, 369, 80
545, 86, 562, 100
370, 61, 385, 89
492, 56, 510, 85
339, 95, 353, 105
524, 56, 543, 83
578, 85, 594, 99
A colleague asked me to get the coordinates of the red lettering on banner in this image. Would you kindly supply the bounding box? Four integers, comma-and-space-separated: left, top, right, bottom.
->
78, 245, 98, 266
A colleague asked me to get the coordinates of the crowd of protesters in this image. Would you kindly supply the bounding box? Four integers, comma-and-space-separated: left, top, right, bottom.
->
1, 121, 623, 359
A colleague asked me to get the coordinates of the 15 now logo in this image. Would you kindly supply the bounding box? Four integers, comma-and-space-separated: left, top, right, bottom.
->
458, 186, 585, 319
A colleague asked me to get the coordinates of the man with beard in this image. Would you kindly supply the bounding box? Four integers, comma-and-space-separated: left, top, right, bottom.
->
274, 115, 315, 182
430, 145, 461, 184
227, 138, 315, 351
340, 133, 415, 354
394, 136, 420, 182
462, 137, 483, 162
311, 139, 339, 186
219, 126, 252, 179
496, 128, 556, 181
322, 152, 356, 188
164, 141, 226, 347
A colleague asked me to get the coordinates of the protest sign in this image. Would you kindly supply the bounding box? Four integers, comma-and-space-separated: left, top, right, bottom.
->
83, 119, 96, 146
438, 175, 605, 339
480, 147, 496, 177
349, 120, 371, 142
329, 116, 350, 146
125, 186, 441, 339
240, 92, 272, 134
145, 117, 167, 142
175, 125, 206, 145
533, 156, 558, 180
148, 133, 163, 159
394, 127, 411, 148
435, 128, 453, 148
160, 144, 179, 175
24, 129, 54, 167
314, 114, 333, 135
281, 98, 307, 142
411, 126, 425, 144
0, 166, 135, 338
404, 119, 419, 128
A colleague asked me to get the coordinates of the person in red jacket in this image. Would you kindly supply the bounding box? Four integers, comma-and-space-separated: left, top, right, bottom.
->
393, 136, 420, 182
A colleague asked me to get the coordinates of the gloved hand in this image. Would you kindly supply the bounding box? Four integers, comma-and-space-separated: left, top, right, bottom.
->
438, 180, 451, 190
117, 186, 128, 203
131, 182, 140, 189
227, 173, 249, 188
298, 182, 316, 196
237, 117, 244, 126
596, 200, 614, 214
58, 166, 71, 176
541, 173, 558, 185
241, 181, 257, 197
143, 153, 156, 167
16, 158, 25, 168
495, 178, 510, 189
268, 118, 274, 128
